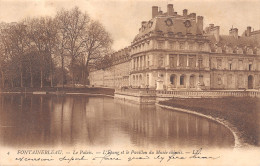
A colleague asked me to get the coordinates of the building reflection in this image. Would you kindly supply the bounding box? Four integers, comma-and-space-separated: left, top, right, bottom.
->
0, 95, 235, 148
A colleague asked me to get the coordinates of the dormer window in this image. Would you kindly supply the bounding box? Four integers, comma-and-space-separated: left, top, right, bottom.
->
180, 43, 185, 50
148, 21, 153, 28
168, 31, 174, 36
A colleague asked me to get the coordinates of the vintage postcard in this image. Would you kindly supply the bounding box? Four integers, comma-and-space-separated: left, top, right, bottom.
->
0, 0, 260, 165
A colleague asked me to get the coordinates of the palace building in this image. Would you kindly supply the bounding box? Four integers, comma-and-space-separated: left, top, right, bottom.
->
89, 4, 260, 90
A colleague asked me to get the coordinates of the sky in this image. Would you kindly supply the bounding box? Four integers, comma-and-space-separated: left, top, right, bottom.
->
0, 0, 260, 50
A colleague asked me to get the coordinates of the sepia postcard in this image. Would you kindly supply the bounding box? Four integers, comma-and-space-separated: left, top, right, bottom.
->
0, 0, 260, 165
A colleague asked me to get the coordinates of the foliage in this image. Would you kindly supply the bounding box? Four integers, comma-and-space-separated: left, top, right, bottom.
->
0, 7, 113, 88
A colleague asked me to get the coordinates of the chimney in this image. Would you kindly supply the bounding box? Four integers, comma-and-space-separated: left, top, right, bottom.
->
209, 24, 214, 29
190, 13, 196, 19
246, 26, 251, 36
214, 26, 220, 42
167, 4, 174, 16
183, 9, 188, 17
229, 28, 238, 39
197, 16, 203, 34
152, 6, 159, 18
141, 21, 147, 27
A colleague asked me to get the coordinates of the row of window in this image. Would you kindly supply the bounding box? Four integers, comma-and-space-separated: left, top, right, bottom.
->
131, 40, 209, 54
214, 59, 254, 71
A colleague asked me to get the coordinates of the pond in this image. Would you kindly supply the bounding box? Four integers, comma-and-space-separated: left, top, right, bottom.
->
0, 95, 234, 148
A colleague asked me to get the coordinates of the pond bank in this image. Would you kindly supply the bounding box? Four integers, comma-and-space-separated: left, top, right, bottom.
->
0, 87, 115, 96
159, 97, 260, 147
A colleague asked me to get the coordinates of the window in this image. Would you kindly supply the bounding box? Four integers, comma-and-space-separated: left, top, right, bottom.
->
180, 75, 185, 85
198, 58, 203, 68
249, 64, 252, 71
158, 41, 164, 49
238, 74, 244, 87
144, 56, 146, 68
179, 55, 186, 67
239, 60, 243, 70
180, 43, 184, 50
137, 58, 139, 69
147, 56, 150, 67
199, 44, 203, 51
189, 44, 193, 50
228, 74, 232, 85
170, 75, 175, 85
146, 74, 149, 86
169, 42, 173, 49
217, 75, 222, 85
189, 56, 195, 68
229, 63, 232, 70
169, 56, 175, 68
158, 56, 164, 67
217, 59, 222, 69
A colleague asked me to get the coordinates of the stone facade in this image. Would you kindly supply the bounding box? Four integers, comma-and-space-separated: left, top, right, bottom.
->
89, 4, 260, 90
89, 47, 131, 87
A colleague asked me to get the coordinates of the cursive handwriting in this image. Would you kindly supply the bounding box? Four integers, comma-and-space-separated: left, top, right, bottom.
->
154, 155, 165, 162
15, 157, 54, 162
59, 155, 88, 163
93, 152, 121, 163
12, 148, 221, 164
128, 156, 150, 162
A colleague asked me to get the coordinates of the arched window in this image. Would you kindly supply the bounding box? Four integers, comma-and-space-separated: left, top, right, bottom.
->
180, 75, 185, 85
199, 75, 204, 85
146, 74, 149, 86
190, 75, 195, 88
248, 75, 254, 89
217, 74, 222, 85
170, 74, 176, 85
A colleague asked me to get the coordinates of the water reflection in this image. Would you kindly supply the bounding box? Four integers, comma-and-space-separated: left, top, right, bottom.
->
0, 95, 234, 148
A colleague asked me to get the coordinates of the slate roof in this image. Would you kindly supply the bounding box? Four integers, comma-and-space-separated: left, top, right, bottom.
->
207, 34, 260, 49
133, 15, 201, 42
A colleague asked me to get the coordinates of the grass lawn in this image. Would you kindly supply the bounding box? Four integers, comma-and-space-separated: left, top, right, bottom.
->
159, 97, 260, 146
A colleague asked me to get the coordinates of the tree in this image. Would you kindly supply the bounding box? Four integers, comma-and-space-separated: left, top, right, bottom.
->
8, 22, 29, 88
55, 7, 90, 87
26, 17, 49, 88
80, 20, 113, 85
0, 6, 113, 89
0, 23, 9, 88
44, 17, 58, 87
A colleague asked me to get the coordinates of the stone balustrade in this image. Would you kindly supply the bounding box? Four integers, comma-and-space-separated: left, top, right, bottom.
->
157, 90, 260, 98
115, 88, 260, 103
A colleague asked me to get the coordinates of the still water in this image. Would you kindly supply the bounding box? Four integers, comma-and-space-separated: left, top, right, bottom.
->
0, 95, 234, 148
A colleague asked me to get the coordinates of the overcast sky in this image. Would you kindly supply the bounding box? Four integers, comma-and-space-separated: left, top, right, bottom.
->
0, 0, 260, 50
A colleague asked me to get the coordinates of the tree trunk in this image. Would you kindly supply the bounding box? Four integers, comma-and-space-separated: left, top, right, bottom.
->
40, 67, 43, 88
11, 78, 14, 88
71, 58, 75, 88
1, 69, 4, 89
84, 58, 90, 87
62, 55, 64, 89
30, 63, 33, 88
50, 55, 53, 87
20, 64, 23, 88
